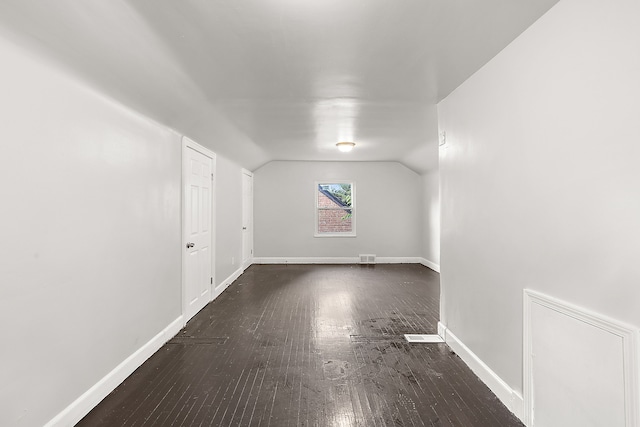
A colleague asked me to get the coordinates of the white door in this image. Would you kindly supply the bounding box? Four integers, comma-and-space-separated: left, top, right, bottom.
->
183, 142, 214, 322
241, 170, 253, 267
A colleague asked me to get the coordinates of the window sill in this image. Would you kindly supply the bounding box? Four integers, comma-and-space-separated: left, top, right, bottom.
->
314, 233, 357, 238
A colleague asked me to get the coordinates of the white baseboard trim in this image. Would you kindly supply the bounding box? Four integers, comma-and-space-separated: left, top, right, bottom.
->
45, 316, 184, 427
252, 257, 425, 265
241, 258, 253, 271
437, 321, 446, 338
438, 322, 524, 422
377, 257, 424, 264
419, 258, 440, 273
213, 265, 245, 300
253, 257, 358, 264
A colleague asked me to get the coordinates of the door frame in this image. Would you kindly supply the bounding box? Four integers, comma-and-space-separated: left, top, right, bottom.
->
241, 168, 254, 270
181, 136, 216, 325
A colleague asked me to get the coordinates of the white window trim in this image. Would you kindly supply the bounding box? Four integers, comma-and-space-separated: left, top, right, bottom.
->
314, 181, 356, 238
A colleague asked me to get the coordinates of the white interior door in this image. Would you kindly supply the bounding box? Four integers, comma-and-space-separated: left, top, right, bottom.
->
242, 170, 253, 267
183, 142, 214, 322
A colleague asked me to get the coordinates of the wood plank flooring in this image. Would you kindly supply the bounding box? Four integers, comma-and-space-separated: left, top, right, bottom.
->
78, 264, 523, 427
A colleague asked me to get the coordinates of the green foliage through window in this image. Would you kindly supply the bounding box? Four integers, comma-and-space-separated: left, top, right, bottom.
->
319, 184, 352, 207
316, 182, 355, 235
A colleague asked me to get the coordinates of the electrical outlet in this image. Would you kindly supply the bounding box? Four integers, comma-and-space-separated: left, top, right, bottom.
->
439, 131, 447, 146
231, 257, 235, 265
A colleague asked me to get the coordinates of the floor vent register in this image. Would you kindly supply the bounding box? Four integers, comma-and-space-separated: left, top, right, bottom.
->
404, 334, 444, 343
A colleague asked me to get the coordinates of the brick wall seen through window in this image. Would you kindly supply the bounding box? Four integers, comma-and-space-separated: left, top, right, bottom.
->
316, 183, 354, 236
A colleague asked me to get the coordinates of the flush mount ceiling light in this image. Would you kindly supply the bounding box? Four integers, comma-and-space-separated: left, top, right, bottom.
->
336, 141, 355, 152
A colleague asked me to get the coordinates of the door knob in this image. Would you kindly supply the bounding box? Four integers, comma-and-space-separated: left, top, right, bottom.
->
186, 242, 195, 248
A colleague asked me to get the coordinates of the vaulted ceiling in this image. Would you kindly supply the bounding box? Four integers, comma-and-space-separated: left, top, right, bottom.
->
0, 0, 559, 173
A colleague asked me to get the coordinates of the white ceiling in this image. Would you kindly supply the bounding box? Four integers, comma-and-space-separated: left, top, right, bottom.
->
0, 0, 559, 173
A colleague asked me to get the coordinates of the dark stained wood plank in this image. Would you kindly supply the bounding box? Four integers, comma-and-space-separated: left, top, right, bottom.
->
77, 264, 523, 427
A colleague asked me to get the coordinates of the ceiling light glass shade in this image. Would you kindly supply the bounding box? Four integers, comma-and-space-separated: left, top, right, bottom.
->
336, 142, 355, 152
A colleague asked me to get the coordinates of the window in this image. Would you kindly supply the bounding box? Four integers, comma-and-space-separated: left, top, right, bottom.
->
315, 182, 355, 237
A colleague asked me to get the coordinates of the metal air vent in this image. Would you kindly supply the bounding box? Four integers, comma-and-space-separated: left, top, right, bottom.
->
359, 254, 376, 264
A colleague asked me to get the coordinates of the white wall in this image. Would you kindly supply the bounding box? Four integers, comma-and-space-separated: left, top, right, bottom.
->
421, 170, 440, 269
438, 0, 640, 403
0, 35, 182, 427
254, 161, 422, 258
215, 155, 244, 285
0, 32, 251, 426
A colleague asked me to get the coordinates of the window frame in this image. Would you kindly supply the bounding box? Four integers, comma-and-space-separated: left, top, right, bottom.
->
314, 181, 356, 238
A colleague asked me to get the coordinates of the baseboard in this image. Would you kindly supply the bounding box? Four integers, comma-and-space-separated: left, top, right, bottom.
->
253, 257, 359, 264
252, 257, 425, 265
419, 257, 440, 273
241, 257, 253, 271
45, 316, 184, 427
212, 265, 245, 300
437, 321, 446, 338
438, 322, 524, 422
377, 257, 424, 264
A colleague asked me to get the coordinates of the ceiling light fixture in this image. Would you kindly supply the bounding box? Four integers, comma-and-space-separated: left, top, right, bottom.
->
336, 141, 355, 152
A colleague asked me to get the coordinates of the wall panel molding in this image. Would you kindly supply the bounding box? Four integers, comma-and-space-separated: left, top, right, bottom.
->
523, 290, 639, 427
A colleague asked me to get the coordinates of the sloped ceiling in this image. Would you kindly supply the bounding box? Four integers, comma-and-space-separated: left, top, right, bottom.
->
0, 0, 559, 173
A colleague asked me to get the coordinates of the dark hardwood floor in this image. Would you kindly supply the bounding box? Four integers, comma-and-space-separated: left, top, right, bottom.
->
78, 264, 523, 426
